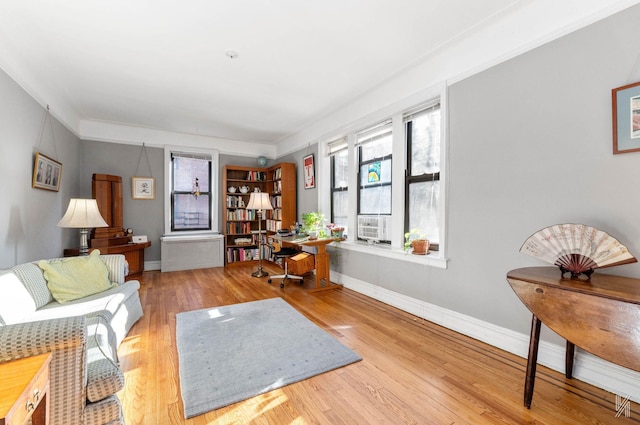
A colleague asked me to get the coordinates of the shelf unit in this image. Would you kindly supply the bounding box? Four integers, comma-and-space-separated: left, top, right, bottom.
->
222, 163, 296, 266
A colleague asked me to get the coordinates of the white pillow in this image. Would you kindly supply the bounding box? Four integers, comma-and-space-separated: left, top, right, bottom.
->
0, 271, 37, 324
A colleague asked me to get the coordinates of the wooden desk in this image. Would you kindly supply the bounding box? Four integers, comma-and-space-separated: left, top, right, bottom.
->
507, 267, 640, 408
277, 236, 343, 292
0, 353, 51, 425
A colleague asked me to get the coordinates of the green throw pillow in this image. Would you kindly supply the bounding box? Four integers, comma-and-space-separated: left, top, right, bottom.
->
39, 250, 117, 303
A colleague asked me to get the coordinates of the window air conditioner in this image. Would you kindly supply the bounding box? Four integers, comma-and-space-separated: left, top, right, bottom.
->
357, 215, 391, 242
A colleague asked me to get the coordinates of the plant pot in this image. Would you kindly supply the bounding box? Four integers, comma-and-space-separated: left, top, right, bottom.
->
331, 228, 344, 238
411, 239, 429, 255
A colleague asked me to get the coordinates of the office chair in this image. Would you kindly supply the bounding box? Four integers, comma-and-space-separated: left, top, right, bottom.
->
267, 242, 304, 288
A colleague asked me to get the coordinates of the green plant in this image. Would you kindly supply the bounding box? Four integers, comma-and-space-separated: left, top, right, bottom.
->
301, 211, 325, 234
404, 228, 426, 251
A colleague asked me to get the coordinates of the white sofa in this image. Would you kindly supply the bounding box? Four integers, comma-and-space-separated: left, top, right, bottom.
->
0, 253, 143, 425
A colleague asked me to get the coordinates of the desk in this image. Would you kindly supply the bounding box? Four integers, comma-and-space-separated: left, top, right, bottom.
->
507, 267, 640, 408
0, 352, 51, 425
275, 235, 343, 292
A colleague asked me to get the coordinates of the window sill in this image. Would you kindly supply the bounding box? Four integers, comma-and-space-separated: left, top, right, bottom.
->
332, 240, 448, 269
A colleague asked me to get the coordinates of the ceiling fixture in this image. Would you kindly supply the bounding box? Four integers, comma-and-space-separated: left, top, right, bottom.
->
225, 50, 239, 59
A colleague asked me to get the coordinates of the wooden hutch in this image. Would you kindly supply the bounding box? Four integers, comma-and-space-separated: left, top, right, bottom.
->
64, 174, 151, 277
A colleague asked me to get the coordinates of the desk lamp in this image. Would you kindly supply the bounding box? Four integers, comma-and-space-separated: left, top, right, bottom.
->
246, 192, 273, 277
58, 198, 109, 255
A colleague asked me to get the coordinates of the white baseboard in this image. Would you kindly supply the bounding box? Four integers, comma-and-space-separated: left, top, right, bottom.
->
334, 271, 640, 403
144, 260, 161, 271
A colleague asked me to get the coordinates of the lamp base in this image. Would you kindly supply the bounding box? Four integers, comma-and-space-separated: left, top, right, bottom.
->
252, 266, 269, 278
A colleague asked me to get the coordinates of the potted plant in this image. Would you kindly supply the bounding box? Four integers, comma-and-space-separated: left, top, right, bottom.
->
301, 211, 325, 239
404, 228, 429, 255
326, 223, 345, 239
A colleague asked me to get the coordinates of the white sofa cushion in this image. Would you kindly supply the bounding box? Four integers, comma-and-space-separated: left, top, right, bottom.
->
0, 271, 37, 325
10, 262, 53, 308
28, 280, 140, 323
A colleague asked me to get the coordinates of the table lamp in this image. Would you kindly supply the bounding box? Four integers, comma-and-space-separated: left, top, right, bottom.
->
57, 198, 109, 255
246, 192, 273, 277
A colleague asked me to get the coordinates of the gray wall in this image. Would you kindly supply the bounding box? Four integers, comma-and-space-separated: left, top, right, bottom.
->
329, 4, 640, 341
79, 141, 165, 261
276, 145, 319, 223
0, 68, 82, 267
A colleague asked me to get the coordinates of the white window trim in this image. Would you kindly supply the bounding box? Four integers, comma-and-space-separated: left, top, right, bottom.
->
318, 82, 448, 268
163, 145, 220, 236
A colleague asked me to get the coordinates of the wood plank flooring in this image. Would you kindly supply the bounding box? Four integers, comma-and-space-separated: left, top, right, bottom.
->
117, 264, 639, 424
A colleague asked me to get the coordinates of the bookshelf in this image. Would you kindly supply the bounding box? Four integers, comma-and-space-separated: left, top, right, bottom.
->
223, 163, 296, 266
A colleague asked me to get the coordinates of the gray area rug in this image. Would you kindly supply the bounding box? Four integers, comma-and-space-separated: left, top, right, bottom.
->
176, 297, 362, 418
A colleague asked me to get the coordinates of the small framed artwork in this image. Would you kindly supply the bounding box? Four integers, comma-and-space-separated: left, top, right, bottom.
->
303, 154, 315, 189
132, 176, 155, 200
613, 81, 640, 154
32, 152, 62, 191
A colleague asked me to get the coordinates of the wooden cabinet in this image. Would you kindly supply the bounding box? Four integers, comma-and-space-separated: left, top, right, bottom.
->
0, 352, 51, 425
223, 163, 296, 266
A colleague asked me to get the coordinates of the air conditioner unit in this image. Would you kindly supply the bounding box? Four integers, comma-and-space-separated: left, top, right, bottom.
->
357, 215, 391, 242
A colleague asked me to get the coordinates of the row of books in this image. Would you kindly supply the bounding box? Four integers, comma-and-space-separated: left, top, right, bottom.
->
273, 167, 282, 180
226, 222, 253, 234
273, 180, 282, 194
226, 244, 272, 263
247, 170, 267, 181
265, 219, 283, 232
271, 195, 282, 208
226, 195, 245, 208
226, 209, 257, 221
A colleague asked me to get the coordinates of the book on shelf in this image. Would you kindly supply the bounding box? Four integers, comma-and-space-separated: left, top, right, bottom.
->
246, 170, 266, 181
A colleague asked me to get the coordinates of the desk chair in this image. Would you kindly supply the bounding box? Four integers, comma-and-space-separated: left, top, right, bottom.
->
267, 242, 304, 288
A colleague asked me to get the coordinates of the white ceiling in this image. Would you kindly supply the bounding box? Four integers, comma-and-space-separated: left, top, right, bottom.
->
1, 0, 638, 149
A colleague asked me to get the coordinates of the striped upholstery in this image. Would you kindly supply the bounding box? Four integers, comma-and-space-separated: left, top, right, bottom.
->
0, 253, 139, 425
100, 255, 126, 285
11, 262, 53, 307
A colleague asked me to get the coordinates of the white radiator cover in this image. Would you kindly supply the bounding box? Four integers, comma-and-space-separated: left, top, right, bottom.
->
161, 234, 224, 272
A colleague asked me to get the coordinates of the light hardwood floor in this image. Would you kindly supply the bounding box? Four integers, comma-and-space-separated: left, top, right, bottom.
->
117, 264, 639, 424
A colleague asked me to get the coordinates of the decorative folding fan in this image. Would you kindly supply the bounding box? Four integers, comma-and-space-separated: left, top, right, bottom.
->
520, 223, 637, 278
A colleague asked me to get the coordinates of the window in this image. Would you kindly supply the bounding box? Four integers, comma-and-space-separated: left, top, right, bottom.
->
329, 138, 349, 234
405, 104, 441, 248
357, 121, 393, 218
165, 148, 218, 234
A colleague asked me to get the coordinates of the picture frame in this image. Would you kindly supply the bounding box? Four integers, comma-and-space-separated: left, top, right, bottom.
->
612, 81, 640, 154
132, 176, 155, 200
303, 154, 315, 189
32, 151, 62, 191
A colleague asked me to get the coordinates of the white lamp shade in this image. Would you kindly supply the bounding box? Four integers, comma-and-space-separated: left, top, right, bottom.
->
246, 192, 273, 210
57, 199, 109, 228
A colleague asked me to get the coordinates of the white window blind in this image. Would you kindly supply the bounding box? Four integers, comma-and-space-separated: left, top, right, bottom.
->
327, 137, 348, 157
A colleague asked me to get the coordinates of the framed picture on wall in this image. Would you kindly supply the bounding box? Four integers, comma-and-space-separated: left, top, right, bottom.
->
303, 154, 315, 189
32, 152, 62, 191
132, 176, 155, 200
613, 81, 640, 154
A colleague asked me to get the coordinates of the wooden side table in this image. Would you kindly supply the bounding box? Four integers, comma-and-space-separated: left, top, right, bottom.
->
507, 267, 640, 408
0, 353, 52, 425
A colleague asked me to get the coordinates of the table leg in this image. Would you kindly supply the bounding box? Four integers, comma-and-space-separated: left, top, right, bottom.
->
308, 250, 342, 292
565, 340, 575, 379
524, 314, 541, 409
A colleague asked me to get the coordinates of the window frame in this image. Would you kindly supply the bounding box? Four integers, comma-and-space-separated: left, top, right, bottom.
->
163, 145, 219, 236
404, 105, 441, 251
170, 153, 212, 232
320, 84, 447, 268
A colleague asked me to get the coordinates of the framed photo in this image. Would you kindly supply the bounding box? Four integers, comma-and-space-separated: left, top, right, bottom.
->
613, 81, 640, 154
132, 176, 155, 200
32, 152, 62, 191
303, 154, 315, 189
